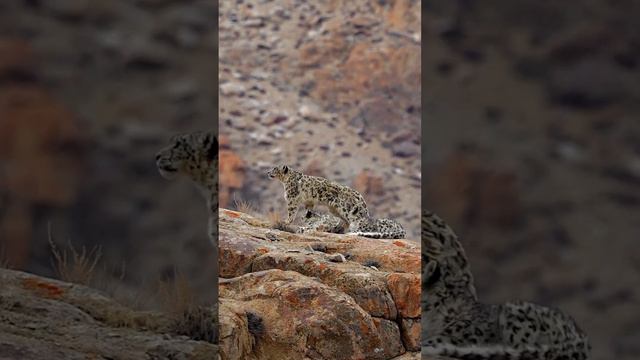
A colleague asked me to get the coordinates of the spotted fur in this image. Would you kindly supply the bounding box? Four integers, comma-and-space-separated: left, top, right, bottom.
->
299, 210, 407, 239
349, 217, 405, 239
422, 210, 590, 360
156, 130, 218, 247
299, 209, 347, 234
267, 165, 405, 239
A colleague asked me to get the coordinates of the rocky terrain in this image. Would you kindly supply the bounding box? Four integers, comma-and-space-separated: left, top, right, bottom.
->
0, 268, 218, 360
423, 1, 640, 359
218, 0, 422, 240
217, 208, 420, 359
1, 0, 638, 358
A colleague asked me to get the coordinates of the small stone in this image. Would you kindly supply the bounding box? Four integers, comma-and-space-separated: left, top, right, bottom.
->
298, 104, 324, 120
327, 253, 346, 263
391, 141, 419, 158
220, 82, 246, 96
242, 18, 264, 28
265, 232, 278, 242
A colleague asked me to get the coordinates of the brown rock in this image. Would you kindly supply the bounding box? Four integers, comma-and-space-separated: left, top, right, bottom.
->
219, 299, 255, 360
386, 273, 421, 318
337, 239, 420, 274
219, 229, 269, 278
400, 318, 420, 352
218, 209, 420, 276
251, 251, 397, 319
0, 269, 218, 360
373, 317, 405, 357
220, 269, 395, 360
218, 209, 420, 359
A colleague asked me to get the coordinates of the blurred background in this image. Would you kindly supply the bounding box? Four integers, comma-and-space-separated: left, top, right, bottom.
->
219, 0, 421, 240
423, 1, 640, 359
0, 0, 217, 307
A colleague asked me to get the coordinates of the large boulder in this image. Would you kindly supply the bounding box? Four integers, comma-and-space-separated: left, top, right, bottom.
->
218, 208, 420, 359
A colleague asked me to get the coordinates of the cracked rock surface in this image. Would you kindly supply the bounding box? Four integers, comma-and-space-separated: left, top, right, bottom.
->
218, 209, 420, 360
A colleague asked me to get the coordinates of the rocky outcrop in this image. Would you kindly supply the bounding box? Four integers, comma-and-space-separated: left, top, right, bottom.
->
0, 269, 218, 359
218, 209, 420, 360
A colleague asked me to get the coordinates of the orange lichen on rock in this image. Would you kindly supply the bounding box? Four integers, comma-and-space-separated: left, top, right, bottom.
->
21, 277, 65, 298
218, 209, 420, 358
386, 273, 420, 318
222, 209, 241, 218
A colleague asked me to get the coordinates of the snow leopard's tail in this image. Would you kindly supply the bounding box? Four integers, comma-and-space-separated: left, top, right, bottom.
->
351, 218, 406, 239
421, 338, 590, 360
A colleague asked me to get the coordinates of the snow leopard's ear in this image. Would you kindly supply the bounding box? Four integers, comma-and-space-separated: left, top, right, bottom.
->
203, 131, 218, 161
282, 165, 289, 174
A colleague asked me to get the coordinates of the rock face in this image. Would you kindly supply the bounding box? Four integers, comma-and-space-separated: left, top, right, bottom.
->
0, 269, 218, 360
219, 0, 422, 240
217, 209, 420, 360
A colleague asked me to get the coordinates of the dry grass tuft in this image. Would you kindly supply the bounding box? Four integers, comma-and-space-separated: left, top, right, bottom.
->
233, 195, 255, 215
157, 271, 196, 315
48, 223, 102, 286
172, 304, 218, 343
157, 271, 218, 343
